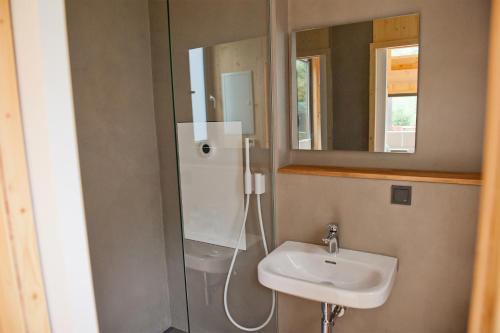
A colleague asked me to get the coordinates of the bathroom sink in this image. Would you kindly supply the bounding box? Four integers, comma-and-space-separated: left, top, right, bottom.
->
257, 241, 397, 309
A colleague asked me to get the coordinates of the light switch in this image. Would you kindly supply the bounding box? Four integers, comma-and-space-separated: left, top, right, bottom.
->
391, 185, 412, 205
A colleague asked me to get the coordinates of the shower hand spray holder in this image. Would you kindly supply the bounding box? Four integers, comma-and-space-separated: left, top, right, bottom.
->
244, 138, 266, 195
254, 173, 265, 195
244, 138, 253, 195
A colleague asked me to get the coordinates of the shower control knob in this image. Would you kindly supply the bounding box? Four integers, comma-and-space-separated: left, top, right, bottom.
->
199, 141, 215, 157
201, 143, 211, 154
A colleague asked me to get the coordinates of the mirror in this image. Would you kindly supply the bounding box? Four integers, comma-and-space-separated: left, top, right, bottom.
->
290, 13, 420, 153
187, 36, 269, 148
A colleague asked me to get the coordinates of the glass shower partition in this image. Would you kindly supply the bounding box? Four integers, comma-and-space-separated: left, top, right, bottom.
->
167, 1, 276, 332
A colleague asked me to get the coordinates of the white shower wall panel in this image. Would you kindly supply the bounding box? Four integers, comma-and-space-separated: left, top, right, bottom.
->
177, 122, 246, 250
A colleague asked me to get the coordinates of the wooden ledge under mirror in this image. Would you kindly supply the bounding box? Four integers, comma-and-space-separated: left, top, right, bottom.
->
278, 165, 482, 186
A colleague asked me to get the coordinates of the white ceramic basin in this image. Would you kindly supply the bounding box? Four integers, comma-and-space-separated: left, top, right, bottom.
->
258, 241, 397, 309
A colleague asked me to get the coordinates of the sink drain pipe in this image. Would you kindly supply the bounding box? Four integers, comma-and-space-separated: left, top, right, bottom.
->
321, 303, 345, 333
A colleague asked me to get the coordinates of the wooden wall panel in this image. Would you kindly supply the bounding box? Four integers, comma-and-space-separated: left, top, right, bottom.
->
373, 13, 419, 43
469, 0, 500, 332
0, 0, 51, 332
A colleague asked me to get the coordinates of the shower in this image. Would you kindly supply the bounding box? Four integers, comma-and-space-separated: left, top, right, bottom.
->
168, 0, 276, 332
223, 138, 276, 331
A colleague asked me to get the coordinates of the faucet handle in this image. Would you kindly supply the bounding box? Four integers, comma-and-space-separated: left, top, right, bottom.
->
322, 224, 338, 244
327, 224, 338, 233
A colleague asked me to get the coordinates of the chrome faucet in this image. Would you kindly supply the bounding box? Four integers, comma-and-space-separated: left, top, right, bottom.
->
322, 224, 339, 255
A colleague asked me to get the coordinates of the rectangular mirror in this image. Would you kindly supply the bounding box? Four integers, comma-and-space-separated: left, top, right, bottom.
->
187, 36, 270, 148
290, 13, 420, 153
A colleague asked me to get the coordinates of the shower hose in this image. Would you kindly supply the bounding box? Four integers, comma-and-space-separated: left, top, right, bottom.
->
223, 193, 276, 331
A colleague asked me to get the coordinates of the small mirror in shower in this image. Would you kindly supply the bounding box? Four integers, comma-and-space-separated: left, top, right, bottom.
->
188, 37, 270, 147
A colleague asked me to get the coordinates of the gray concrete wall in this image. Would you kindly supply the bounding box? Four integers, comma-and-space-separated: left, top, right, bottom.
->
287, 0, 490, 172
148, 0, 190, 330
274, 0, 490, 331
66, 1, 171, 332
330, 21, 372, 151
277, 174, 479, 333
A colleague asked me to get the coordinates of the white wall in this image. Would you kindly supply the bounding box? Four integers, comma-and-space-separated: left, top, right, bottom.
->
11, 1, 99, 332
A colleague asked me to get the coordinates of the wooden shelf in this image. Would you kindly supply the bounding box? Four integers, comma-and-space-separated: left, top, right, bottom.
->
278, 165, 482, 186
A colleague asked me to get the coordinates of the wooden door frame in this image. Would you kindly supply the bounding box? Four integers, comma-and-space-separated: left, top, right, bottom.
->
0, 0, 51, 332
468, 0, 500, 331
10, 0, 99, 330
1, 0, 499, 331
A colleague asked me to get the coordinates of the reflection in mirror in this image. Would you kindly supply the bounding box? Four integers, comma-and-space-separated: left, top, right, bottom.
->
291, 14, 420, 153
187, 37, 269, 147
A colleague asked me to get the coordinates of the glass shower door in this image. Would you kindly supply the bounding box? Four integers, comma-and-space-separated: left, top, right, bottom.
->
168, 1, 276, 332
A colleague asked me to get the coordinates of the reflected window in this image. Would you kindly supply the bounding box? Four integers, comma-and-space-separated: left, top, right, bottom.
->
385, 95, 417, 153
379, 45, 419, 153
188, 47, 208, 141
296, 58, 312, 149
